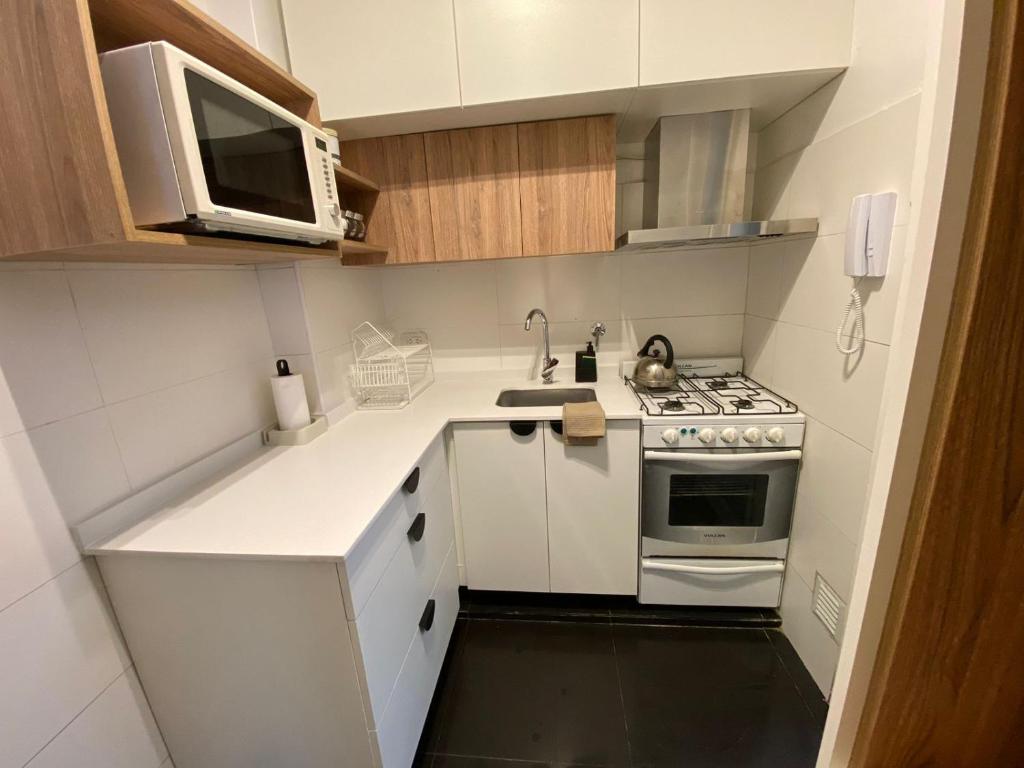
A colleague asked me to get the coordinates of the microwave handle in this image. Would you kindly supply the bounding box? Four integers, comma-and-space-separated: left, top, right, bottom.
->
642, 559, 786, 575
643, 449, 801, 464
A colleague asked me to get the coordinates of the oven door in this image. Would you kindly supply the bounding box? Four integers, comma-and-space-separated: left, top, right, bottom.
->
641, 449, 800, 558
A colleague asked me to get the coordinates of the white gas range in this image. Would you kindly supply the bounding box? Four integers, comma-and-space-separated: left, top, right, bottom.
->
621, 358, 806, 608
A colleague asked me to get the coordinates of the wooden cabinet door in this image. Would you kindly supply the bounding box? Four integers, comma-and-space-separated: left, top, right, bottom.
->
423, 124, 522, 261
342, 134, 435, 264
544, 420, 640, 595
518, 115, 616, 257
453, 422, 550, 592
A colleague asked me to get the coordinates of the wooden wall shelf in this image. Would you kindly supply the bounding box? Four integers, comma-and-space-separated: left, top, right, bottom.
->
0, 0, 343, 266
334, 164, 380, 193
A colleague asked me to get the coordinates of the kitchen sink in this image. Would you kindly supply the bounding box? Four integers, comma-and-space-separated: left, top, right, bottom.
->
495, 388, 597, 407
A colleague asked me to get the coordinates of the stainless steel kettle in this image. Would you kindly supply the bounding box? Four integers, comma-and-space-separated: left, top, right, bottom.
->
633, 335, 678, 389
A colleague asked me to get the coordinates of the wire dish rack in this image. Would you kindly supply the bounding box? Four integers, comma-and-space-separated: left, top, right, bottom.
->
350, 322, 434, 409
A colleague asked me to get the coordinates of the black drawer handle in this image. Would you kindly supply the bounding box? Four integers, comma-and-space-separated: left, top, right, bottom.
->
402, 467, 420, 494
419, 599, 436, 632
407, 512, 426, 542
510, 420, 536, 437
550, 420, 563, 435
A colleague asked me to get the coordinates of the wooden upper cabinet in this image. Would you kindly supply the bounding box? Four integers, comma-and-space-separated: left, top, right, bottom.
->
342, 134, 435, 264
518, 116, 616, 257
423, 125, 522, 261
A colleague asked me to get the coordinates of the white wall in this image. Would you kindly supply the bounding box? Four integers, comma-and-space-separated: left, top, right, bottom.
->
0, 262, 286, 768
743, 0, 930, 696
380, 247, 749, 376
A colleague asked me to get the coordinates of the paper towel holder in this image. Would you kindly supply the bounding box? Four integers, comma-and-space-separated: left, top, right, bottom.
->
262, 415, 327, 446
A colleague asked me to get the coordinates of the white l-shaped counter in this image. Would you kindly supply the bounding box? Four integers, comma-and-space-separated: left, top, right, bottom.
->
82, 371, 642, 562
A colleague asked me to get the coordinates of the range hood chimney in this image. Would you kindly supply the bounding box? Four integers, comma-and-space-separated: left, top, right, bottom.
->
615, 110, 817, 251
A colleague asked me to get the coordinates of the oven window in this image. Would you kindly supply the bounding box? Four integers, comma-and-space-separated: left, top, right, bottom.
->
185, 70, 315, 223
668, 474, 769, 527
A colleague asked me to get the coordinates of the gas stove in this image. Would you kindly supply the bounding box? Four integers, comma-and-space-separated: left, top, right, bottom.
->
621, 357, 805, 448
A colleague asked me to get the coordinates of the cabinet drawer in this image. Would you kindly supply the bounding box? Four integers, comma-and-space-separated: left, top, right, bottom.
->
343, 434, 448, 617
375, 545, 459, 768
353, 466, 456, 723
639, 557, 784, 608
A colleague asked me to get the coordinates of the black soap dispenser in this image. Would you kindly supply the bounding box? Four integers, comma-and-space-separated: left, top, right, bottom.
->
575, 342, 598, 383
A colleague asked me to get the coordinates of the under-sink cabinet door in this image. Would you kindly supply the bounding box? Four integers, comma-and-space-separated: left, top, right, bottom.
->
544, 420, 640, 595
453, 421, 550, 592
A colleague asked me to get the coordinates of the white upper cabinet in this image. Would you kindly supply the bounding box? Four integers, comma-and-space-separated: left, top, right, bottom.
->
194, 0, 292, 70
282, 0, 461, 120
453, 0, 639, 106
639, 0, 853, 86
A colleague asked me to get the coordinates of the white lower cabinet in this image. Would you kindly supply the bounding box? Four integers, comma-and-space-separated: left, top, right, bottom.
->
545, 420, 640, 595
453, 419, 641, 596
97, 437, 457, 768
452, 421, 550, 592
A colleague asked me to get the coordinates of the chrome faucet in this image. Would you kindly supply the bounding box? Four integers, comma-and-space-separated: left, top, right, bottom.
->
524, 308, 558, 383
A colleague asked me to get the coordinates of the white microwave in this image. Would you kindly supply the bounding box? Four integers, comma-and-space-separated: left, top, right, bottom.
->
100, 41, 345, 245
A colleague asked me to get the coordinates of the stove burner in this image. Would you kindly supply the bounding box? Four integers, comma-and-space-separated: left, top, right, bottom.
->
707, 379, 729, 390
660, 399, 686, 411
732, 398, 754, 410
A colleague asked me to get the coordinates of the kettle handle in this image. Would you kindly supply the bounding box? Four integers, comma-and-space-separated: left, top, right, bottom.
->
638, 335, 674, 368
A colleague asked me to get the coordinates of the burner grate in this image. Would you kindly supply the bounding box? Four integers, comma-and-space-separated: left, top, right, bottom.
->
626, 373, 797, 416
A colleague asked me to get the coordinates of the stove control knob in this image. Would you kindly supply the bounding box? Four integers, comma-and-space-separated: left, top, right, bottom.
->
697, 428, 717, 445
661, 428, 680, 445
720, 427, 738, 444
743, 427, 763, 443
766, 427, 786, 444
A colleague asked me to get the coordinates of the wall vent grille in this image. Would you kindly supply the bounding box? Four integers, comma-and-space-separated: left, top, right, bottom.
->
812, 572, 846, 640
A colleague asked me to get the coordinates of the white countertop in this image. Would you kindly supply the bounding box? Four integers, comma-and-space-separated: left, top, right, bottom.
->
85, 370, 641, 562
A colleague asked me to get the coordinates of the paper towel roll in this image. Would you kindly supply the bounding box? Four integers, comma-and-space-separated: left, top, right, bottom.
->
271, 360, 311, 431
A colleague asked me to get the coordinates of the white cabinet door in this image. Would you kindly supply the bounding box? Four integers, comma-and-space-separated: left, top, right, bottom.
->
194, 0, 291, 70
544, 420, 640, 595
453, 0, 638, 106
453, 421, 549, 592
640, 0, 853, 86
282, 0, 461, 120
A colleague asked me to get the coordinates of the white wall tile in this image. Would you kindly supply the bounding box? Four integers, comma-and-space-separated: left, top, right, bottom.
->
498, 320, 624, 374
741, 315, 777, 388
69, 270, 273, 404
788, 506, 859, 604
25, 668, 167, 768
0, 561, 130, 768
795, 417, 873, 544
0, 272, 102, 435
314, 346, 355, 414
772, 323, 888, 448
427, 325, 502, 373
26, 409, 131, 527
382, 261, 498, 330
299, 263, 385, 353
496, 252, 620, 325
779, 569, 840, 697
257, 266, 312, 355
786, 95, 921, 237
107, 362, 275, 489
745, 240, 788, 320
0, 431, 82, 611
751, 151, 799, 222
620, 247, 749, 319
624, 315, 745, 359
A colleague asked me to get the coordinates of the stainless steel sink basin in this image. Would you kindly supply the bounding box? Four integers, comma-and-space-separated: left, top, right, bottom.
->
495, 388, 597, 407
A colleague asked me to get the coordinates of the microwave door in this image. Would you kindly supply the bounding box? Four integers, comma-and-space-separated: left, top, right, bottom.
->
183, 70, 317, 227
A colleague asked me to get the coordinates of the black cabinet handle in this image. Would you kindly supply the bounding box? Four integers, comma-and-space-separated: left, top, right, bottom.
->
510, 420, 536, 437
419, 599, 436, 632
407, 512, 426, 542
402, 467, 420, 494
550, 420, 563, 435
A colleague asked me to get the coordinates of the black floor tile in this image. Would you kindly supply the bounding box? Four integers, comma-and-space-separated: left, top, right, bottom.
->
613, 625, 822, 767
430, 620, 630, 766
765, 629, 829, 727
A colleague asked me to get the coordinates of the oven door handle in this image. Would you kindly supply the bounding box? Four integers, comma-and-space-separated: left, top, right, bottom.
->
642, 558, 785, 575
643, 449, 801, 463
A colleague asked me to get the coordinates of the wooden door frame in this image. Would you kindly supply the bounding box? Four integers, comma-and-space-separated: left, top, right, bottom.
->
844, 0, 1024, 763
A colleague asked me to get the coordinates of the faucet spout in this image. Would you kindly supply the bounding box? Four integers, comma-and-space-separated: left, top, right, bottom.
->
524, 308, 558, 383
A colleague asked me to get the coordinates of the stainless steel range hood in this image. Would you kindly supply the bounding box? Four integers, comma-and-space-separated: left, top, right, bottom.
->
615, 110, 817, 251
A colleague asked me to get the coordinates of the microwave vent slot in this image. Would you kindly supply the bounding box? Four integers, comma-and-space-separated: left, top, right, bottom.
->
812, 572, 846, 641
